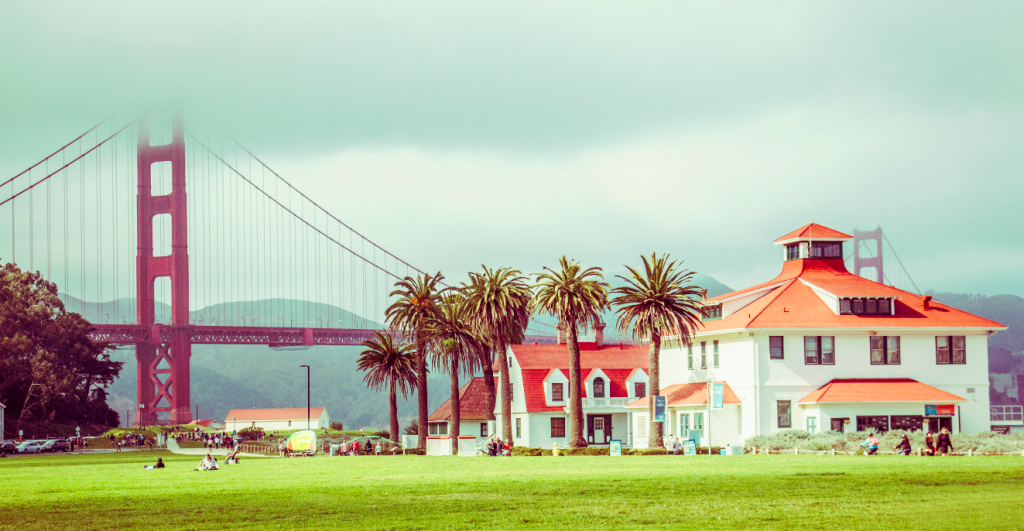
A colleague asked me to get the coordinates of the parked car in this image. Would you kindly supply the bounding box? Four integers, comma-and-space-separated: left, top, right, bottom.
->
1, 441, 17, 453
16, 442, 42, 454
40, 439, 71, 452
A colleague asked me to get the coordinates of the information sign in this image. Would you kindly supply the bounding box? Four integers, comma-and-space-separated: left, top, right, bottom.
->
682, 440, 697, 455
654, 396, 666, 423
925, 404, 955, 416
711, 383, 724, 409
609, 440, 622, 456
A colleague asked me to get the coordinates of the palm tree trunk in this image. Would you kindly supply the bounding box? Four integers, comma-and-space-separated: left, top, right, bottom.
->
389, 383, 399, 443
416, 337, 428, 450
497, 340, 513, 444
480, 349, 496, 422
648, 332, 663, 448
450, 354, 461, 455
567, 322, 587, 448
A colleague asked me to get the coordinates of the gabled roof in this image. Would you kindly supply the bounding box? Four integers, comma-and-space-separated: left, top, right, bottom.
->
429, 377, 495, 421
799, 379, 965, 404
225, 408, 327, 423
626, 382, 741, 408
773, 223, 852, 244
512, 343, 649, 413
188, 419, 224, 428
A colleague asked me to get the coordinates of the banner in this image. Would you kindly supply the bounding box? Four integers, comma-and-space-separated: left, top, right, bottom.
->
654, 396, 666, 423
711, 383, 724, 410
925, 404, 955, 416
286, 430, 317, 454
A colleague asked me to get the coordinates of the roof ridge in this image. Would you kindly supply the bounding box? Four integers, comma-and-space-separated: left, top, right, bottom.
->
746, 279, 798, 327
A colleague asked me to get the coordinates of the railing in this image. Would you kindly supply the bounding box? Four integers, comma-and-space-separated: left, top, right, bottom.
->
581, 397, 630, 407
991, 405, 1024, 424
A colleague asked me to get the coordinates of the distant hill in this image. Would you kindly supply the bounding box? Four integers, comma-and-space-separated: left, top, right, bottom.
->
928, 292, 1023, 354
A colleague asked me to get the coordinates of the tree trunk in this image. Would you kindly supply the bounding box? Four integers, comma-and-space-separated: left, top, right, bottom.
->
497, 341, 514, 444
567, 322, 587, 448
480, 349, 496, 422
648, 332, 663, 448
389, 383, 399, 444
416, 337, 428, 450
450, 354, 461, 455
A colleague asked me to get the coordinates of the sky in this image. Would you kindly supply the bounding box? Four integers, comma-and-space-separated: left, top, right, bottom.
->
2, 1, 1023, 297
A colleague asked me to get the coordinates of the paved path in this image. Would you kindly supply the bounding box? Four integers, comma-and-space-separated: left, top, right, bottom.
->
166, 438, 269, 457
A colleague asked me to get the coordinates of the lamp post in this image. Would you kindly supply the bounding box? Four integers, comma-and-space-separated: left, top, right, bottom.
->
300, 365, 310, 430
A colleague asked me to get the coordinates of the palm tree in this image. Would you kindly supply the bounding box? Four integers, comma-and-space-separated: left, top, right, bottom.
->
356, 330, 417, 442
530, 257, 609, 448
421, 292, 486, 452
461, 266, 532, 443
386, 272, 444, 449
610, 253, 703, 448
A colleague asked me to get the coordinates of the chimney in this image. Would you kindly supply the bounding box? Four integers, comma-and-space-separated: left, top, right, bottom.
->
595, 322, 606, 348
922, 295, 932, 311
556, 322, 567, 344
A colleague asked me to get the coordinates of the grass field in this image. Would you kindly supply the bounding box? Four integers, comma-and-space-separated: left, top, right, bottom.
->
2, 451, 1023, 530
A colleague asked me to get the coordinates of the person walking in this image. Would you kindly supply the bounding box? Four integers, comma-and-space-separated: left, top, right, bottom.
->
936, 428, 953, 456
894, 434, 912, 456
924, 431, 936, 456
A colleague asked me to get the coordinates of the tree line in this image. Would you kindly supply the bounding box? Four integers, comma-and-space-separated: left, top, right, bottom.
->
0, 260, 123, 438
356, 253, 705, 450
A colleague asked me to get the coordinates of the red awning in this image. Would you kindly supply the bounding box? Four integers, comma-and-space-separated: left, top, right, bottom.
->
799, 379, 965, 404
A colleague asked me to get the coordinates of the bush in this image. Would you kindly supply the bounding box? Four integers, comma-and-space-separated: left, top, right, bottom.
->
512, 446, 545, 456
238, 427, 265, 441
634, 448, 667, 456
744, 430, 1024, 455
330, 422, 344, 431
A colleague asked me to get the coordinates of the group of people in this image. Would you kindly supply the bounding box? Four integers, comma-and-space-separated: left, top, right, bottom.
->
860, 428, 954, 456
110, 433, 151, 452
485, 437, 511, 457
201, 433, 236, 451
330, 439, 384, 457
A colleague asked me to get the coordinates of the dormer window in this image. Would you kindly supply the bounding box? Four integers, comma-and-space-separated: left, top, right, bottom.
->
593, 377, 605, 398
551, 383, 564, 401
701, 304, 723, 321
810, 241, 842, 258
785, 243, 801, 261
839, 297, 891, 315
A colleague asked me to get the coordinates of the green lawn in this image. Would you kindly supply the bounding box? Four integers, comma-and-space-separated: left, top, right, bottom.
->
2, 451, 1023, 530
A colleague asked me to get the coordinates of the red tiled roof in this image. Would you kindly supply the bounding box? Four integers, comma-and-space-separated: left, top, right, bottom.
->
511, 343, 649, 413
773, 223, 852, 244
698, 257, 1004, 331
799, 379, 966, 404
225, 408, 326, 423
429, 377, 495, 421
626, 382, 741, 408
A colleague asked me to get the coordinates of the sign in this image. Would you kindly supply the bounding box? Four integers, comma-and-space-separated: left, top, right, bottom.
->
654, 396, 666, 423
711, 383, 724, 410
991, 425, 1011, 435
609, 440, 622, 456
285, 430, 317, 454
682, 440, 697, 455
925, 404, 956, 416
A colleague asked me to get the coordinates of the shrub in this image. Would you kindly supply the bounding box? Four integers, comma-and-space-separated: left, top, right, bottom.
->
330, 422, 344, 431
560, 447, 609, 456
512, 446, 545, 456
238, 427, 265, 441
744, 430, 1024, 455
635, 448, 667, 456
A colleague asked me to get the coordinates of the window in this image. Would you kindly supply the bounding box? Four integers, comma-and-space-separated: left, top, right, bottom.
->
593, 377, 605, 398
551, 383, 564, 401
688, 345, 694, 369
810, 241, 843, 258
840, 298, 892, 315
890, 416, 923, 432
515, 418, 521, 438
713, 340, 720, 368
480, 423, 488, 438
680, 413, 690, 431
594, 417, 605, 431
701, 304, 722, 321
806, 417, 818, 434
871, 336, 900, 365
769, 336, 784, 359
785, 243, 800, 261
803, 336, 835, 365
694, 412, 704, 431
857, 416, 889, 433
777, 400, 791, 428
550, 417, 565, 438
637, 415, 647, 439
439, 423, 448, 435
700, 342, 707, 369
288, 420, 292, 427
936, 336, 966, 364
429, 423, 438, 435
634, 382, 646, 398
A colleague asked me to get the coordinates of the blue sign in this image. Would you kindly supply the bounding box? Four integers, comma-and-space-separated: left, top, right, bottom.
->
654, 396, 666, 423
682, 440, 697, 455
609, 440, 622, 456
711, 383, 724, 410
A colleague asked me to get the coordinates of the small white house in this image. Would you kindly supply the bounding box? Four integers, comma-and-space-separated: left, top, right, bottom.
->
224, 407, 331, 432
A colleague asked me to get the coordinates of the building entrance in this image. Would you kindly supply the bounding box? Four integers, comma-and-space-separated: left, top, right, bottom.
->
831, 418, 847, 433
925, 417, 953, 433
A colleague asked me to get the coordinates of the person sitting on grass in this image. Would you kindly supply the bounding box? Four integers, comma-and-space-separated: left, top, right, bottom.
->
859, 433, 879, 455
144, 458, 165, 469
894, 434, 912, 456
194, 453, 219, 471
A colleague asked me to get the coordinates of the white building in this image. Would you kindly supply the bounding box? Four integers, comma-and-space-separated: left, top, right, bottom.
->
224, 407, 331, 431
427, 377, 495, 455
636, 223, 1007, 447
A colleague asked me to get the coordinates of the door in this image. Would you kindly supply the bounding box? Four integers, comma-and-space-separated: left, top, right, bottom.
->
831, 418, 846, 433
594, 417, 606, 444
925, 417, 952, 432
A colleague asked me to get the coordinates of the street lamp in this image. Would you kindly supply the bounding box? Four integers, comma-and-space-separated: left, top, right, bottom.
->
300, 365, 310, 430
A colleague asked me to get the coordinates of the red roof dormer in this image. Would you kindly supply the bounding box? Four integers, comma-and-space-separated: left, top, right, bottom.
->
773, 223, 853, 245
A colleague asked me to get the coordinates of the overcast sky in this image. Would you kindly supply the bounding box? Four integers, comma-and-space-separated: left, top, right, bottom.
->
2, 1, 1022, 297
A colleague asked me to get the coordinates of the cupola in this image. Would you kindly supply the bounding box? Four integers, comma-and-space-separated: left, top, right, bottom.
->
773, 223, 852, 262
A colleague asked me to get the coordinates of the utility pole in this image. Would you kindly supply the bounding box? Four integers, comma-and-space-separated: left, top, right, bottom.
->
300, 365, 311, 429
